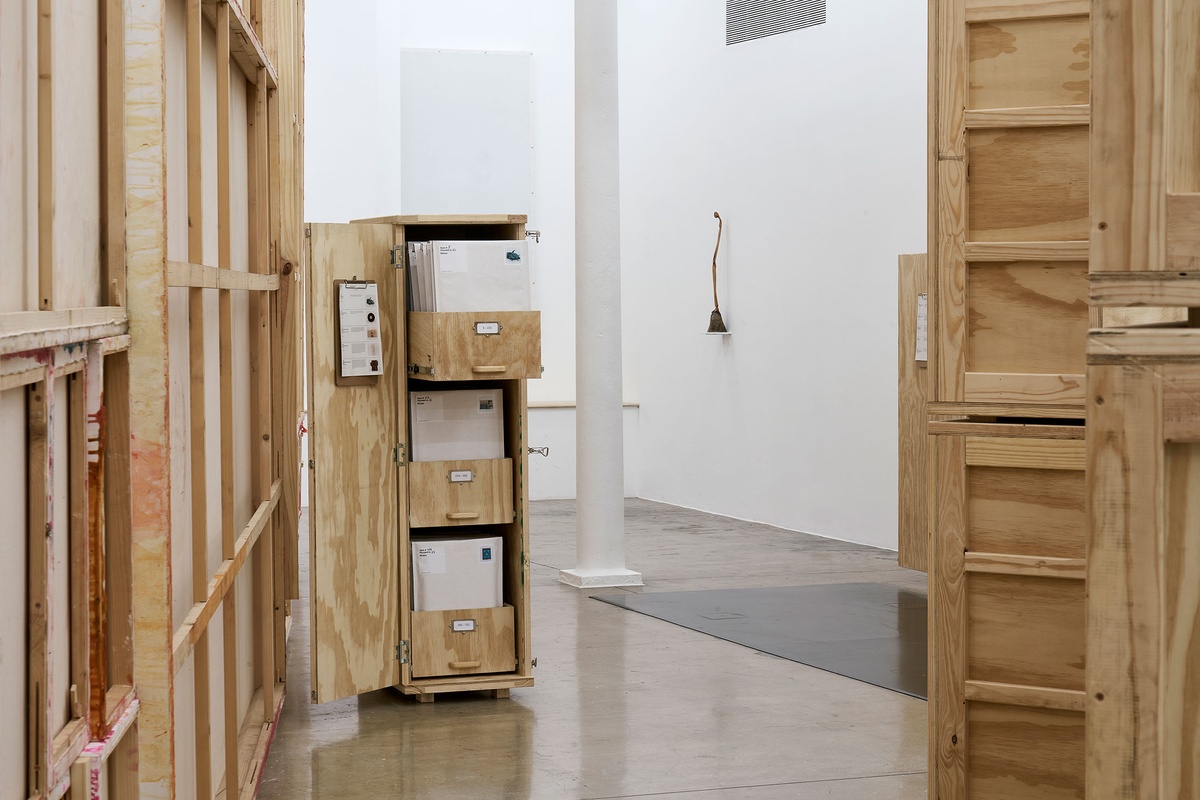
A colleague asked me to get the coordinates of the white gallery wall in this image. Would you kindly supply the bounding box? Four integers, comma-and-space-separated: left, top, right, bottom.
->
305, 1, 927, 549
618, 3, 926, 548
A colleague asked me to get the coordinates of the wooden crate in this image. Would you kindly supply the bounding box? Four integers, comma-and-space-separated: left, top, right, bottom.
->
929, 420, 1087, 799
407, 459, 515, 528
1088, 326, 1200, 798
930, 0, 1092, 416
409, 311, 542, 381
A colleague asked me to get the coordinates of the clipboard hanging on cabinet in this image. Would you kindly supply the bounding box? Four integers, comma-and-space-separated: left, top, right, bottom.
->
335, 279, 384, 386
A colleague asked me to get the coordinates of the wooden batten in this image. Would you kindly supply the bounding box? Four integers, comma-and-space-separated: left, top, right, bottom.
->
898, 254, 929, 572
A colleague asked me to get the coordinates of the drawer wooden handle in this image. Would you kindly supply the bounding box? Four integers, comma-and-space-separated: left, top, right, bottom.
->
446, 512, 480, 521
471, 365, 507, 374
450, 661, 481, 670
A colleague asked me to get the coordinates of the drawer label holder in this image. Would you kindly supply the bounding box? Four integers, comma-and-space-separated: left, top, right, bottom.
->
449, 469, 475, 483
452, 619, 477, 633
473, 321, 502, 336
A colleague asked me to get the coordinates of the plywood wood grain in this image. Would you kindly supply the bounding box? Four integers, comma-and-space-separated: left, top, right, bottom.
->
967, 261, 1087, 375
407, 311, 542, 382
968, 573, 1085, 689
410, 605, 517, 678
307, 223, 400, 704
0, 0, 35, 314
968, 16, 1089, 110
968, 467, 1085, 558
407, 459, 514, 529
967, 702, 1084, 798
0, 388, 28, 798
968, 126, 1090, 242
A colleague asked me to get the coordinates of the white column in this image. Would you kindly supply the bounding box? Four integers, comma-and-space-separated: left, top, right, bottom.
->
560, 0, 642, 588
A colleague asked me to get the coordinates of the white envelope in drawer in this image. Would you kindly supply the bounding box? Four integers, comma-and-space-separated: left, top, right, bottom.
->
410, 389, 505, 462
411, 535, 504, 612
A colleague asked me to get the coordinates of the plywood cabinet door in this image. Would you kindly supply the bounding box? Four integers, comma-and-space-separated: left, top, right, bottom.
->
307, 223, 404, 703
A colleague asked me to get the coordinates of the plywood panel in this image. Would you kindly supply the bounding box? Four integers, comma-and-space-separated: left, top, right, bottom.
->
967, 702, 1084, 799
968, 126, 1089, 242
968, 466, 1085, 558
968, 573, 1085, 690
51, 0, 101, 309
307, 223, 400, 704
410, 605, 517, 678
968, 16, 1089, 110
0, 388, 28, 799
407, 459, 514, 529
0, 0, 35, 313
968, 261, 1087, 375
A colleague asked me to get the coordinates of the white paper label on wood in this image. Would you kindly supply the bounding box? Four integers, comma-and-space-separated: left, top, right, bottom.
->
474, 321, 500, 336
412, 394, 444, 423
477, 394, 498, 414
452, 619, 476, 632
449, 470, 474, 483
915, 293, 928, 363
416, 545, 447, 575
437, 243, 469, 273
339, 282, 384, 377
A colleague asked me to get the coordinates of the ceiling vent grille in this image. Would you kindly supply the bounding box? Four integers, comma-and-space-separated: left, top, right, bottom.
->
726, 0, 826, 46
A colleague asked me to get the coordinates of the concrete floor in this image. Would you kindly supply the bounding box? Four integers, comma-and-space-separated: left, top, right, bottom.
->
257, 499, 928, 799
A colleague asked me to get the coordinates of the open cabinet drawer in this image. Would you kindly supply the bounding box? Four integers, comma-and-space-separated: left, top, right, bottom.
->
410, 605, 517, 678
408, 458, 514, 528
408, 311, 541, 381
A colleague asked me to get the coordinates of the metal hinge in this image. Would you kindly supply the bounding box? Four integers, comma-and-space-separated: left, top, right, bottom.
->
311, 690, 318, 702
409, 364, 435, 377
392, 245, 404, 267
393, 443, 406, 466
305, 224, 311, 238
397, 641, 409, 664
308, 459, 315, 469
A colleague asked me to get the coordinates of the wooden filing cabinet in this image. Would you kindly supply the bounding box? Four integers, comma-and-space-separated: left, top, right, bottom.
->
306, 215, 538, 705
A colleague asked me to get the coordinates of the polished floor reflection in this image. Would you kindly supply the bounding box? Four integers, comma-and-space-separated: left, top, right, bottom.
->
258, 499, 928, 799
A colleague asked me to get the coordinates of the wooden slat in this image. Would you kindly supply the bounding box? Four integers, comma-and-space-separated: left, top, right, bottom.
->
1162, 374, 1200, 442
1091, 0, 1166, 273
963, 371, 1086, 405
899, 254, 929, 572
99, 0, 126, 307
214, 7, 240, 793
928, 420, 1083, 439
1089, 327, 1200, 362
172, 481, 282, 674
0, 308, 129, 356
937, 0, 967, 156
37, 0, 53, 310
964, 104, 1089, 128
965, 435, 1086, 469
964, 240, 1090, 261
934, 434, 968, 798
928, 400, 1086, 418
184, 0, 213, 794
936, 160, 968, 402
248, 67, 277, 724
1091, 271, 1200, 306
1087, 361, 1160, 795
28, 381, 51, 796
168, 261, 280, 291
964, 680, 1087, 712
965, 0, 1089, 21
199, 0, 278, 89
351, 213, 528, 225
125, 0, 174, 790
964, 552, 1086, 578
50, 719, 88, 789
